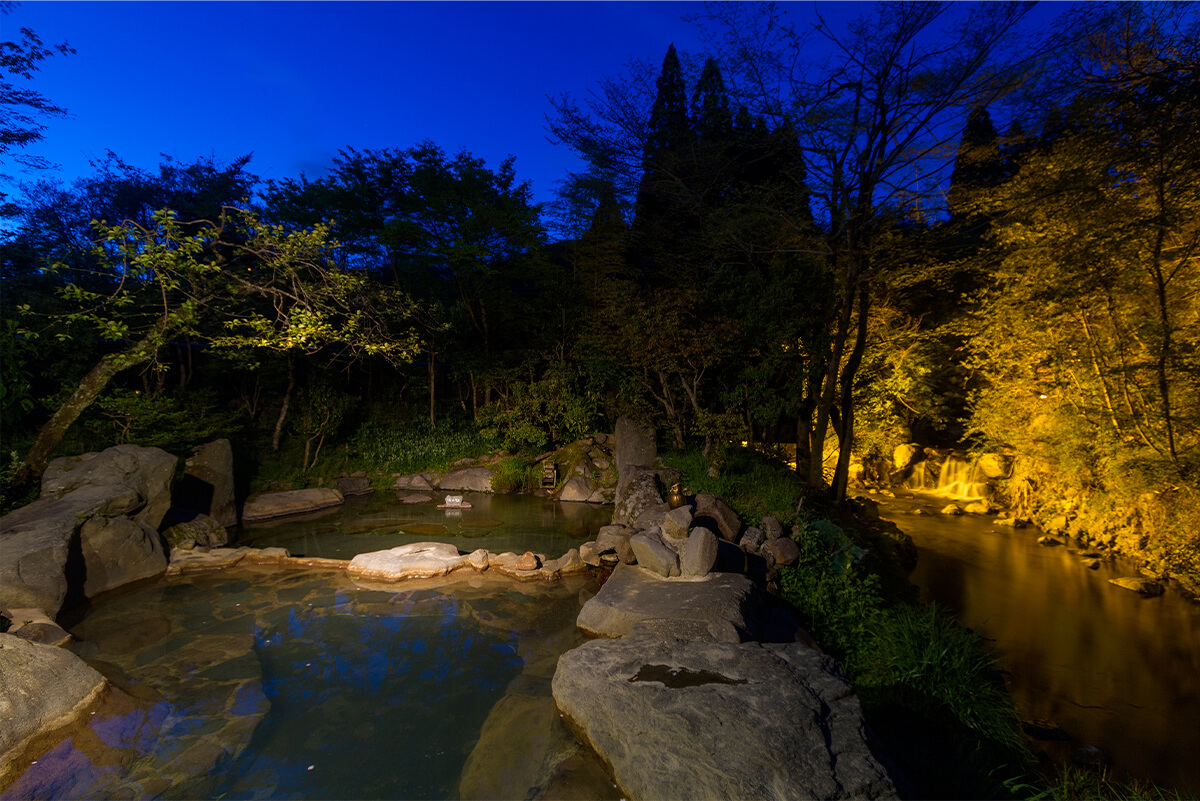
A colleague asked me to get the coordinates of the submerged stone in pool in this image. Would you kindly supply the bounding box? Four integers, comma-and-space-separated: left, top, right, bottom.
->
400, 523, 449, 536
460, 517, 505, 529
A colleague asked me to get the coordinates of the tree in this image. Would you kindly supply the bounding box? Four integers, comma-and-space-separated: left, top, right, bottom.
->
968, 3, 1200, 473
0, 4, 74, 215
698, 1, 1042, 499
946, 106, 1004, 219
267, 143, 549, 422
550, 45, 821, 468
14, 206, 417, 485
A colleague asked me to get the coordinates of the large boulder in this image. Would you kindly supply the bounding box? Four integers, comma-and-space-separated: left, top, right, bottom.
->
78, 515, 167, 597
392, 472, 435, 491
681, 527, 719, 577
761, 536, 801, 567
740, 526, 766, 553
612, 467, 667, 527
42, 444, 176, 529
1, 445, 178, 615
541, 548, 587, 578
976, 453, 1012, 480
576, 562, 759, 640
660, 505, 693, 541
595, 525, 635, 554
552, 636, 897, 801
0, 634, 108, 787
629, 531, 680, 578
439, 467, 495, 492
347, 542, 468, 581
693, 493, 742, 542
557, 476, 596, 502
760, 516, 784, 540
0, 513, 78, 613
179, 438, 237, 526
893, 443, 922, 471
1108, 577, 1165, 596
334, 476, 374, 497
241, 488, 344, 523
614, 416, 656, 478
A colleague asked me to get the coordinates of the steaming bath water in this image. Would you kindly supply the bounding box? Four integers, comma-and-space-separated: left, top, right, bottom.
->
2, 567, 618, 800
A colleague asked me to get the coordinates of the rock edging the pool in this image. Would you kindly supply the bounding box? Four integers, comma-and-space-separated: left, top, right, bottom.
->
549, 559, 900, 800
548, 441, 898, 801
0, 634, 108, 788
162, 541, 590, 583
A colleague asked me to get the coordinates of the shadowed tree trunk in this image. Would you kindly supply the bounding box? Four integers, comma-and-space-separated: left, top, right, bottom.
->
17, 317, 170, 486
272, 356, 295, 453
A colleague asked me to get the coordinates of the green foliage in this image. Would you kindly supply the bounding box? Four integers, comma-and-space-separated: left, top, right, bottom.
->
293, 377, 353, 471
83, 387, 245, 454
350, 418, 494, 476
862, 604, 1026, 755
779, 520, 1031, 798
1, 449, 39, 514
779, 524, 884, 675
661, 445, 803, 526
0, 317, 37, 424
1007, 764, 1195, 801
853, 298, 964, 456
489, 456, 534, 494
477, 362, 600, 453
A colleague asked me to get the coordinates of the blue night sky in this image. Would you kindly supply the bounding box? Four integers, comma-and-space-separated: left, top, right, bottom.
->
5, 1, 731, 204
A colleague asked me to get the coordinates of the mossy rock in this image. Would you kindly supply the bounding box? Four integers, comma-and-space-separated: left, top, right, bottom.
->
162, 515, 229, 549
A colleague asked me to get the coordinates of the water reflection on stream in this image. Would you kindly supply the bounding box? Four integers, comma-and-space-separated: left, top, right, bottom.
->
872, 491, 1200, 793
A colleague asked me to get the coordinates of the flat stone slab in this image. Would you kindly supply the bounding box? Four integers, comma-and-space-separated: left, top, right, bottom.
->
576, 562, 759, 640
241, 488, 344, 523
165, 546, 293, 574
347, 542, 470, 581
552, 636, 897, 801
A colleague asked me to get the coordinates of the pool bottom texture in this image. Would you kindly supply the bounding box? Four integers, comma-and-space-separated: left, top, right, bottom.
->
3, 567, 618, 801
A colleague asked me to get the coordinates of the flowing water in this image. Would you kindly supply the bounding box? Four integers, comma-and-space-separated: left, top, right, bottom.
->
871, 489, 1200, 794
236, 491, 612, 560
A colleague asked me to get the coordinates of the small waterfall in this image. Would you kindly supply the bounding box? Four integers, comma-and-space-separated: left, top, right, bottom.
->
905, 452, 990, 499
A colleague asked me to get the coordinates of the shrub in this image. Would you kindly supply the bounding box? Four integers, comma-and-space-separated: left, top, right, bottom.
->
83, 387, 246, 454
863, 603, 1026, 754
780, 520, 1031, 799
1007, 764, 1194, 801
490, 456, 532, 493
662, 445, 804, 526
477, 362, 600, 454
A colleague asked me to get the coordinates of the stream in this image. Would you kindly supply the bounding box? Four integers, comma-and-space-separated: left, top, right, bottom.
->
869, 490, 1200, 794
